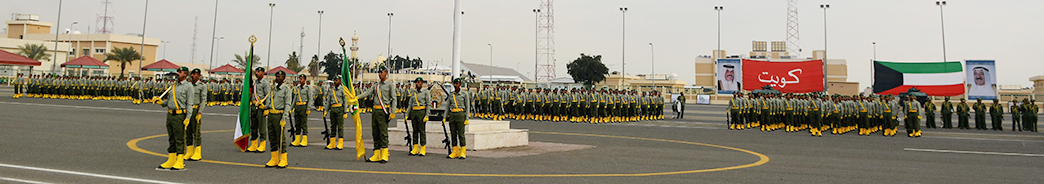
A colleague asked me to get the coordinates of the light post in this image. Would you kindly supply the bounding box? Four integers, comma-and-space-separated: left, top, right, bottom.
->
619, 6, 627, 87
649, 42, 654, 91
715, 6, 723, 56
317, 10, 323, 64
387, 12, 394, 70
66, 21, 78, 61
488, 43, 493, 83
137, 0, 149, 77
214, 36, 224, 67
161, 41, 170, 59
820, 4, 829, 92
532, 8, 540, 82
52, 0, 63, 75
873, 42, 877, 60
936, 1, 947, 63
207, 0, 219, 77
266, 2, 275, 69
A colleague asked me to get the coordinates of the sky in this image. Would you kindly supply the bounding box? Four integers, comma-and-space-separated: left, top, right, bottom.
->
4, 0, 1043, 89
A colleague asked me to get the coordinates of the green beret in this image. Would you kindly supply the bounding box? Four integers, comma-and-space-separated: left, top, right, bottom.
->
414, 77, 425, 83
333, 75, 342, 80
191, 68, 201, 74
178, 67, 190, 72
452, 78, 463, 84
256, 67, 265, 72
275, 70, 286, 75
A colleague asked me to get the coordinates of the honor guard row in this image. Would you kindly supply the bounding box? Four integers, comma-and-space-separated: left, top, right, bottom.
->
467, 86, 666, 123
9, 72, 246, 108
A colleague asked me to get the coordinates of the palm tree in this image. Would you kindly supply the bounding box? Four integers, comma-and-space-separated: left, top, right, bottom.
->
285, 51, 305, 73
16, 43, 52, 62
233, 51, 261, 72
103, 47, 143, 78
308, 55, 320, 77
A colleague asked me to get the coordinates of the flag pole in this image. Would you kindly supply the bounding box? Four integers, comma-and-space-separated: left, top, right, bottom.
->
340, 37, 366, 160
234, 35, 257, 152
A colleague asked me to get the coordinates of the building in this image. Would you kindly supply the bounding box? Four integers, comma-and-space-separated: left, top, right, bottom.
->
1, 14, 71, 76
5, 14, 160, 77
1030, 75, 1044, 100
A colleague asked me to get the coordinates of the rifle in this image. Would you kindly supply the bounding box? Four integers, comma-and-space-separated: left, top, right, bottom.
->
287, 108, 296, 143
404, 113, 413, 154
321, 108, 330, 145
434, 83, 453, 154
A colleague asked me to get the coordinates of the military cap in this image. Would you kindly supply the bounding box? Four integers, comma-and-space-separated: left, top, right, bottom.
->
275, 70, 286, 76
452, 78, 464, 84
255, 67, 265, 72
191, 68, 201, 74
414, 77, 425, 83
178, 67, 190, 72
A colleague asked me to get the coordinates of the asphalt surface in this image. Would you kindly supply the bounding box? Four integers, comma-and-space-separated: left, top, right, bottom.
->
1, 88, 1043, 183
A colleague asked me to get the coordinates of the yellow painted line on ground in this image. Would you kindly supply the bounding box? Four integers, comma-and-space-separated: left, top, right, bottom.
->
128, 130, 769, 177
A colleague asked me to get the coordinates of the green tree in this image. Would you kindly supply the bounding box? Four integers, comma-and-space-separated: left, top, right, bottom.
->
16, 43, 52, 62
285, 51, 305, 73
308, 55, 320, 77
103, 47, 143, 78
319, 51, 343, 80
233, 51, 260, 72
566, 53, 608, 86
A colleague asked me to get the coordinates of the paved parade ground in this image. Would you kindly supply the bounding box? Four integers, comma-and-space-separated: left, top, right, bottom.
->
1, 90, 1043, 183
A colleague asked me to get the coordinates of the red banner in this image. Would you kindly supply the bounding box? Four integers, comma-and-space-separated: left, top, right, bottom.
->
742, 59, 824, 93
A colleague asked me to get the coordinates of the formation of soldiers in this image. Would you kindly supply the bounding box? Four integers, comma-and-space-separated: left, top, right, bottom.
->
461, 85, 666, 123
728, 92, 1040, 137
9, 73, 246, 107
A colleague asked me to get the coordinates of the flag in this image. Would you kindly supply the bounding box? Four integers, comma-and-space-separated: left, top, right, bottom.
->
233, 36, 257, 152
339, 38, 366, 160
873, 60, 964, 96
742, 59, 824, 93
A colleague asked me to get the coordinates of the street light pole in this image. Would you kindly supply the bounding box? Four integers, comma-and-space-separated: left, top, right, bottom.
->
936, 1, 947, 63
820, 4, 829, 92
207, 0, 218, 77
66, 21, 78, 63
649, 42, 654, 91
619, 7, 627, 88
266, 2, 275, 69
52, 0, 63, 75
387, 12, 394, 72
317, 10, 323, 66
161, 41, 170, 59
138, 0, 149, 78
214, 36, 223, 67
533, 8, 540, 83
488, 43, 492, 83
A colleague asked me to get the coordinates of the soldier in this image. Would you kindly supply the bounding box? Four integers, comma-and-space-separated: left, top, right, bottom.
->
903, 95, 923, 137
154, 67, 194, 171
957, 98, 971, 129
263, 71, 293, 168
989, 98, 1003, 131
443, 78, 471, 159
290, 75, 313, 147
808, 94, 823, 136
728, 92, 743, 130
973, 98, 987, 130
247, 67, 271, 153
941, 97, 954, 129
1011, 100, 1022, 131
1024, 99, 1038, 132
406, 77, 431, 156
185, 69, 208, 161
884, 96, 901, 136
324, 76, 347, 150
922, 97, 936, 129
357, 66, 397, 163
12, 73, 23, 98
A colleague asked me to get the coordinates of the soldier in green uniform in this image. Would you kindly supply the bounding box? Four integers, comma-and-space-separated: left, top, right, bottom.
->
941, 97, 954, 128
855, 95, 871, 135
1011, 100, 1022, 131
924, 97, 937, 129
443, 78, 471, 159
957, 98, 971, 129
185, 69, 208, 161
903, 95, 922, 137
263, 71, 293, 168
808, 94, 823, 136
884, 96, 900, 136
248, 67, 271, 153
728, 92, 743, 130
290, 75, 313, 147
357, 66, 397, 163
989, 98, 1003, 131
154, 67, 194, 171
324, 76, 347, 150
406, 77, 431, 156
973, 98, 987, 130
1023, 99, 1038, 132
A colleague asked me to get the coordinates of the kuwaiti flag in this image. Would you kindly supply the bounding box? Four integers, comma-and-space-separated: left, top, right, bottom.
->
233, 38, 256, 152
873, 60, 964, 96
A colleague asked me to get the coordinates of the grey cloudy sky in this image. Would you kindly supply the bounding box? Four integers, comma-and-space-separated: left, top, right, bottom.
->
5, 0, 1043, 88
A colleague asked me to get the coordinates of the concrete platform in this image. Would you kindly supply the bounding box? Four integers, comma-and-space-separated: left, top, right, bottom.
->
388, 119, 529, 150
